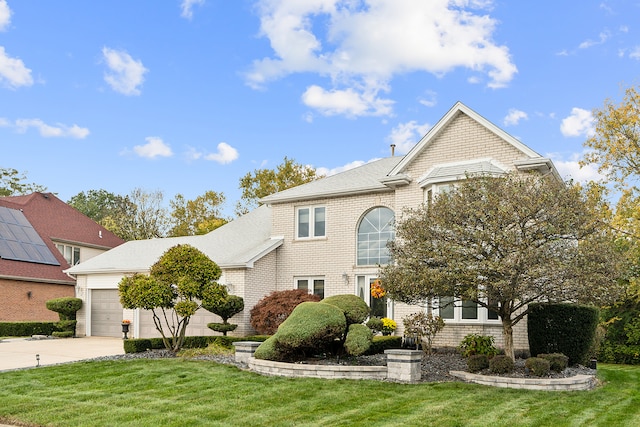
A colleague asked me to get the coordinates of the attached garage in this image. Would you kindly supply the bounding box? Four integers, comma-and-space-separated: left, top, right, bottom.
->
90, 289, 123, 337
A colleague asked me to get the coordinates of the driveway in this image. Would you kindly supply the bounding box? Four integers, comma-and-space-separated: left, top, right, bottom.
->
0, 336, 125, 372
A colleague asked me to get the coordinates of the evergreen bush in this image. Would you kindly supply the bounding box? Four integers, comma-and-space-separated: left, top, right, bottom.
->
458, 334, 499, 358
45, 297, 83, 320
0, 322, 57, 337
274, 301, 346, 353
538, 353, 569, 372
366, 335, 402, 355
467, 354, 489, 372
489, 355, 514, 374
528, 303, 599, 365
322, 294, 370, 325
525, 357, 551, 376
344, 324, 373, 356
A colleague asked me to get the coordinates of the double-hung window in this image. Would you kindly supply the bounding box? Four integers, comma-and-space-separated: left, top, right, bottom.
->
435, 296, 500, 322
55, 244, 81, 266
297, 206, 326, 239
296, 277, 325, 299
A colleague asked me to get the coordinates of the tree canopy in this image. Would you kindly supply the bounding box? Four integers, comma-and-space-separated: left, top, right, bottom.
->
118, 244, 227, 351
168, 191, 227, 237
379, 173, 623, 359
0, 167, 46, 197
235, 157, 321, 215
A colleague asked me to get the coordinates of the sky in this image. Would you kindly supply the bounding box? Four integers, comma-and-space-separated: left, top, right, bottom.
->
1, 0, 639, 217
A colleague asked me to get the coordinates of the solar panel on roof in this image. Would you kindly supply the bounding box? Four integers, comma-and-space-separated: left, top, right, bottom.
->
0, 206, 60, 266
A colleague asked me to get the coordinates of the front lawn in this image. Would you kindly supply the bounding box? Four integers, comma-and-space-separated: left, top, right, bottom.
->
0, 360, 638, 426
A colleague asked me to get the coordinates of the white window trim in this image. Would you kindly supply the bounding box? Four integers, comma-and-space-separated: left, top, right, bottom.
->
356, 275, 394, 319
295, 276, 325, 299
433, 297, 501, 324
295, 206, 326, 240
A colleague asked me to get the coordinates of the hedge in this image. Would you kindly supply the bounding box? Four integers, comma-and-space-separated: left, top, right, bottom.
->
123, 335, 269, 353
366, 335, 403, 355
527, 303, 599, 365
0, 322, 58, 337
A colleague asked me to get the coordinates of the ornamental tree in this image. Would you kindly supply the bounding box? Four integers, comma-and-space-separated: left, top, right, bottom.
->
379, 173, 623, 360
118, 244, 227, 351
203, 294, 244, 336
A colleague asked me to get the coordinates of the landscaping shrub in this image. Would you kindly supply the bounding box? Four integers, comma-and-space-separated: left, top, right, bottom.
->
402, 312, 445, 354
207, 323, 238, 335
599, 291, 640, 364
0, 322, 57, 337
366, 317, 384, 333
52, 331, 74, 338
45, 297, 82, 320
53, 320, 77, 338
458, 334, 499, 358
528, 303, 599, 365
250, 289, 321, 335
366, 335, 402, 355
274, 301, 346, 354
525, 357, 551, 377
538, 353, 569, 372
254, 336, 284, 361
344, 324, 373, 356
489, 355, 514, 374
467, 354, 489, 373
322, 294, 370, 325
124, 339, 153, 353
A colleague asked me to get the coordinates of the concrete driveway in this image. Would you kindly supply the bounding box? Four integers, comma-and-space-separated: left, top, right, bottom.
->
0, 336, 125, 372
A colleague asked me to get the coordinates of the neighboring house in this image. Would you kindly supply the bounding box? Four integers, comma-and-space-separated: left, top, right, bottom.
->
66, 102, 560, 353
0, 192, 124, 322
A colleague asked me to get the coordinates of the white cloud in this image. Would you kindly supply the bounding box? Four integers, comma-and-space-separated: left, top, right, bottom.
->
418, 90, 437, 108
0, 0, 11, 31
387, 120, 431, 155
102, 47, 148, 96
548, 152, 605, 183
0, 46, 33, 89
14, 118, 89, 138
316, 160, 368, 176
560, 108, 594, 137
134, 137, 173, 158
302, 85, 393, 117
204, 142, 239, 164
180, 0, 205, 19
248, 0, 516, 117
630, 46, 640, 60
503, 109, 528, 126
578, 30, 610, 49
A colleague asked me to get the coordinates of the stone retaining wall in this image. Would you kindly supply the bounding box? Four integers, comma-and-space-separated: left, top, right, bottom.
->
449, 371, 596, 391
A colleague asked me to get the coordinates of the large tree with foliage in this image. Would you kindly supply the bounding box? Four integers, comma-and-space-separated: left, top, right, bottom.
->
235, 157, 321, 215
118, 244, 227, 351
379, 173, 622, 360
67, 189, 130, 233
168, 191, 227, 237
105, 188, 168, 240
0, 167, 46, 196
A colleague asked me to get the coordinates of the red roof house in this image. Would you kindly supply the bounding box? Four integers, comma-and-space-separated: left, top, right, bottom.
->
0, 192, 124, 321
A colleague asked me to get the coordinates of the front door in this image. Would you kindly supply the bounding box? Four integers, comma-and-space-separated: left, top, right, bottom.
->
356, 275, 392, 318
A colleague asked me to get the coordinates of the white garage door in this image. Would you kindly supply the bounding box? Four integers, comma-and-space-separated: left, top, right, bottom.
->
91, 289, 123, 337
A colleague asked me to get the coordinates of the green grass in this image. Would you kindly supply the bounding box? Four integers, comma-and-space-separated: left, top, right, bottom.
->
0, 361, 639, 427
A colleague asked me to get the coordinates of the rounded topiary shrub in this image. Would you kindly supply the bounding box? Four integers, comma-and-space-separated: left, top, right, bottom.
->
274, 301, 346, 354
467, 354, 489, 373
489, 355, 514, 374
366, 317, 384, 333
538, 353, 569, 372
254, 336, 286, 361
525, 357, 551, 377
46, 297, 82, 321
250, 289, 321, 335
207, 323, 238, 335
344, 323, 373, 356
321, 294, 370, 325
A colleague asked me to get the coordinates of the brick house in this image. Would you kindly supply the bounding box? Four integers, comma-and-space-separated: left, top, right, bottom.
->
67, 102, 560, 353
0, 192, 124, 321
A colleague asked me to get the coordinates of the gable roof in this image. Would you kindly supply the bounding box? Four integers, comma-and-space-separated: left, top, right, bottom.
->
260, 156, 403, 204
0, 192, 125, 284
66, 204, 281, 275
388, 102, 545, 177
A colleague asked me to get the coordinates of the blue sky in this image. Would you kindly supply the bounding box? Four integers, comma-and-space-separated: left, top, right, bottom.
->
1, 0, 638, 216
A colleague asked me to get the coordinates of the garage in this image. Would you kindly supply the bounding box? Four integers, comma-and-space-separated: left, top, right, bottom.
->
90, 289, 123, 337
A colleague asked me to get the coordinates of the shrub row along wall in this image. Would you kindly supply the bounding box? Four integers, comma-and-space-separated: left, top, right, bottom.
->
123, 335, 269, 353
0, 322, 58, 337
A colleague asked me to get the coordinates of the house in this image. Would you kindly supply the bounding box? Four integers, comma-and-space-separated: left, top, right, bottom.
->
66, 102, 560, 352
0, 192, 124, 322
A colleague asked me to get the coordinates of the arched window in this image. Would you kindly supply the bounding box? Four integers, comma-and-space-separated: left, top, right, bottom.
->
357, 207, 394, 266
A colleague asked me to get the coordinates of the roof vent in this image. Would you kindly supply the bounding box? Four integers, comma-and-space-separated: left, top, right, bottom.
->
390, 144, 396, 156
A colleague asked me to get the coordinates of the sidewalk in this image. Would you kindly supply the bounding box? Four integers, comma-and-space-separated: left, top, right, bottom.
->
0, 336, 125, 372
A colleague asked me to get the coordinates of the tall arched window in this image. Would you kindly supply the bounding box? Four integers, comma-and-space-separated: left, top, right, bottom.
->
357, 207, 394, 266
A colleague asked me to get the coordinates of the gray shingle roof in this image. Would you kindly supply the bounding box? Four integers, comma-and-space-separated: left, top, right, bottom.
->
65, 205, 279, 275
419, 160, 506, 186
260, 156, 403, 204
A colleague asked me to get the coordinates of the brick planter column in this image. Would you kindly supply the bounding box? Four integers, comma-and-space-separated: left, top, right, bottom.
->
385, 349, 423, 382
233, 341, 261, 363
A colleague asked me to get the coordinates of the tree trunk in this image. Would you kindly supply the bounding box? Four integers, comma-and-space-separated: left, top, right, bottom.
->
501, 319, 515, 360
